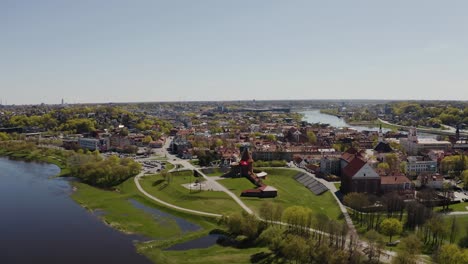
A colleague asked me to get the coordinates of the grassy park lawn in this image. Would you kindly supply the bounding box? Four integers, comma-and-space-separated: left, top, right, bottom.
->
203, 168, 227, 177
139, 170, 243, 215
334, 182, 341, 190
218, 168, 343, 221
442, 214, 468, 244
72, 177, 217, 239
138, 243, 273, 264
435, 202, 468, 212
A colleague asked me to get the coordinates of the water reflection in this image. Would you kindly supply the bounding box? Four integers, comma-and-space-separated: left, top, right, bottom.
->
129, 199, 201, 233
0, 158, 152, 264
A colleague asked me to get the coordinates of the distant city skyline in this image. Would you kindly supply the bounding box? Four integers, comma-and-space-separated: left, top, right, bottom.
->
2, 0, 468, 105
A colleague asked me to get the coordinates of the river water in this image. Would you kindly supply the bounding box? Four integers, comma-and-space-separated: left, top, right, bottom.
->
300, 109, 386, 132
0, 158, 152, 264
301, 109, 437, 138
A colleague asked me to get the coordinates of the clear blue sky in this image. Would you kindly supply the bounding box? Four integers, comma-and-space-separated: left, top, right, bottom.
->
2, 0, 468, 104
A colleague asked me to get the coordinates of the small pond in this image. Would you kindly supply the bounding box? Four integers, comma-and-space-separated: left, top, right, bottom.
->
128, 199, 201, 233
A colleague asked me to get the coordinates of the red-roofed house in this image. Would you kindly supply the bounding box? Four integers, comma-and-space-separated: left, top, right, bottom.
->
341, 148, 380, 194
380, 175, 413, 197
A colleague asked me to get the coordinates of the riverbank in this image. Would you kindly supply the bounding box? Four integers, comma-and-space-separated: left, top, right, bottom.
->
0, 141, 71, 176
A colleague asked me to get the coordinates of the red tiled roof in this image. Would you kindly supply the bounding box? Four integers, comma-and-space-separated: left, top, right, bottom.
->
381, 175, 411, 185
345, 147, 358, 154
342, 157, 367, 178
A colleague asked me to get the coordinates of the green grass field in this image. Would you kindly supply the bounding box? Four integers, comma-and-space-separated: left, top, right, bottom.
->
203, 168, 227, 177
72, 177, 217, 239
218, 168, 343, 221
137, 243, 274, 264
139, 170, 243, 215
436, 202, 468, 212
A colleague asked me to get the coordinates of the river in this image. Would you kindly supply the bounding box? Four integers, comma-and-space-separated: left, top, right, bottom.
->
0, 158, 152, 264
301, 109, 437, 138
300, 109, 386, 132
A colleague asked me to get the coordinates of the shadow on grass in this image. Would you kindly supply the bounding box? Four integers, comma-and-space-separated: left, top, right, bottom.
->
158, 183, 168, 190
250, 252, 275, 263
152, 179, 165, 186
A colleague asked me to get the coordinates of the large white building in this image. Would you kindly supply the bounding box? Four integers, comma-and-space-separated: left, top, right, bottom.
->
406, 156, 438, 174
78, 137, 109, 151
400, 127, 451, 155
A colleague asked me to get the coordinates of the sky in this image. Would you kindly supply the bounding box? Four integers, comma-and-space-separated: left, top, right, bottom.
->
1, 0, 468, 105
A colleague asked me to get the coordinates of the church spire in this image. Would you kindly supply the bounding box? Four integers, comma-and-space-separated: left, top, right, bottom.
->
378, 124, 384, 143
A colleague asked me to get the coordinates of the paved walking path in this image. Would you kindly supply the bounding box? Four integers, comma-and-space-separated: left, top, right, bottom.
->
134, 172, 222, 217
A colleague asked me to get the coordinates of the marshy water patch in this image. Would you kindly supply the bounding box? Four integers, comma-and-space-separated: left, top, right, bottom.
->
128, 199, 201, 233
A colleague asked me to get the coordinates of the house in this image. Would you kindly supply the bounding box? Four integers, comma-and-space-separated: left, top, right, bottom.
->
241, 185, 278, 198
415, 174, 445, 189
149, 140, 164, 148
380, 175, 413, 196
341, 148, 381, 194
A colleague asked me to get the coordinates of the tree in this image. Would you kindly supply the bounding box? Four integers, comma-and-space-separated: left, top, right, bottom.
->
259, 201, 274, 224
385, 153, 398, 173
400, 234, 422, 255
257, 226, 283, 252
307, 131, 317, 144
423, 214, 447, 246
343, 192, 369, 225
280, 235, 308, 264
377, 162, 390, 174
365, 229, 385, 262
380, 218, 402, 242
463, 170, 468, 190
392, 251, 416, 264
0, 132, 10, 141
142, 135, 153, 144
449, 216, 460, 244
434, 244, 468, 264
392, 234, 423, 264
265, 134, 276, 142
282, 206, 313, 235
399, 161, 407, 174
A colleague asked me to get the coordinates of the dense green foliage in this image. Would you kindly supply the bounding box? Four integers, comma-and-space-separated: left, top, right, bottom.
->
391, 102, 468, 127
253, 160, 287, 167
221, 206, 359, 264
379, 218, 402, 242
68, 152, 141, 187
0, 105, 172, 135
441, 154, 467, 176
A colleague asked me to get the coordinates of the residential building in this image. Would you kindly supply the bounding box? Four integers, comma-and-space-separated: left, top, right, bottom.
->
341, 148, 381, 194
406, 156, 438, 174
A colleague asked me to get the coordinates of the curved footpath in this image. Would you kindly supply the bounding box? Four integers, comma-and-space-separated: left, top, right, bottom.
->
134, 172, 222, 218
